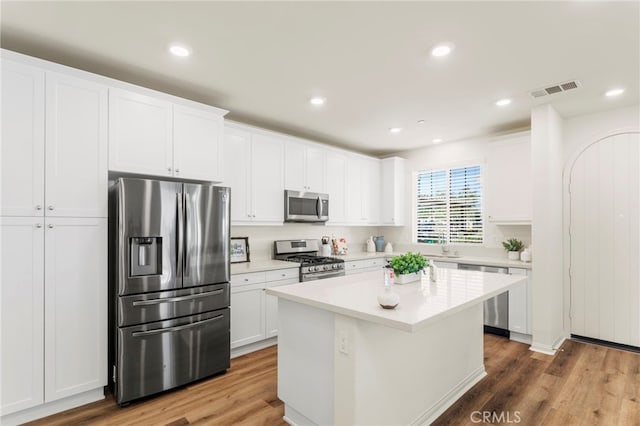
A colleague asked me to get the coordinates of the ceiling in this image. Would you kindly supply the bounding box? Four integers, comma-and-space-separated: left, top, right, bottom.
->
1, 1, 638, 156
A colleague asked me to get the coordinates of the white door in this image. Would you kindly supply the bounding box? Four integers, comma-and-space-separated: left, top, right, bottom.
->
251, 134, 284, 223
44, 218, 107, 402
223, 126, 252, 222
0, 60, 45, 217
569, 133, 640, 347
0, 217, 45, 415
305, 146, 325, 193
284, 141, 306, 191
173, 105, 223, 182
45, 72, 108, 218
325, 151, 347, 224
108, 88, 173, 176
230, 284, 265, 348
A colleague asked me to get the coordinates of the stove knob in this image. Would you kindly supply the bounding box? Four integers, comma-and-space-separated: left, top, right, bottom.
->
332, 264, 338, 270
339, 263, 344, 269
324, 265, 331, 271
309, 266, 316, 272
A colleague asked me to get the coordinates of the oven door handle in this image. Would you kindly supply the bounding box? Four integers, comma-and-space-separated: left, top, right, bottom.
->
132, 289, 224, 306
131, 314, 224, 337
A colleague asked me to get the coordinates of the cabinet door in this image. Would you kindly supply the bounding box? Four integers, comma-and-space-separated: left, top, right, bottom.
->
381, 157, 406, 226
284, 141, 306, 191
223, 126, 252, 222
305, 146, 325, 192
45, 72, 108, 218
230, 283, 265, 348
108, 88, 173, 177
0, 217, 45, 415
346, 156, 363, 223
173, 105, 223, 182
265, 276, 299, 338
0, 60, 45, 217
325, 151, 347, 224
508, 268, 529, 334
44, 218, 107, 402
251, 134, 284, 223
486, 134, 532, 223
362, 158, 381, 224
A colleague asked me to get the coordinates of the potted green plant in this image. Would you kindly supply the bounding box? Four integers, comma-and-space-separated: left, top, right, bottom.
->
389, 252, 428, 284
502, 238, 524, 260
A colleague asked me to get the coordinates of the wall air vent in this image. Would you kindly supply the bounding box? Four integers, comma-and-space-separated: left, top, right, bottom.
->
530, 80, 581, 99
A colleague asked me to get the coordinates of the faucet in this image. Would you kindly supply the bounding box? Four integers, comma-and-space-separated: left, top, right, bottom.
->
440, 233, 450, 255
428, 261, 437, 282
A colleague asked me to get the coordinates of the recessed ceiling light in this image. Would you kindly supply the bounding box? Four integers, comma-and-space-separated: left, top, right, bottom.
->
495, 98, 512, 107
605, 88, 625, 97
389, 127, 403, 134
169, 45, 190, 57
432, 138, 443, 143
309, 96, 326, 106
417, 120, 425, 124
431, 43, 453, 57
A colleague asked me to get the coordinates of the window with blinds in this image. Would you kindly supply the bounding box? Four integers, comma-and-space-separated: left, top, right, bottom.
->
416, 165, 483, 244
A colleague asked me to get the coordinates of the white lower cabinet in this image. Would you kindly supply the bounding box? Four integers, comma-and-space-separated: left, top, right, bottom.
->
508, 268, 532, 335
230, 268, 299, 349
344, 258, 387, 275
0, 217, 107, 417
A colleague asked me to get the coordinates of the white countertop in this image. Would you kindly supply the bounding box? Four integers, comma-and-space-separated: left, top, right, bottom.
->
335, 251, 532, 269
266, 269, 526, 332
230, 259, 296, 275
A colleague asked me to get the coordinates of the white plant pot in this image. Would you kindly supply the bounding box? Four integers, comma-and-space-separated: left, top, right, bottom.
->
394, 271, 422, 284
508, 251, 520, 260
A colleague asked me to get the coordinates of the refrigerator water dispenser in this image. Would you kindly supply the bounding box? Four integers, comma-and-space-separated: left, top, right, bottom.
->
130, 237, 162, 276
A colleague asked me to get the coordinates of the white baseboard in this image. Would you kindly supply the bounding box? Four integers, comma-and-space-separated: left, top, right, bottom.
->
411, 366, 487, 425
0, 388, 104, 426
510, 332, 532, 345
231, 337, 277, 358
530, 334, 567, 355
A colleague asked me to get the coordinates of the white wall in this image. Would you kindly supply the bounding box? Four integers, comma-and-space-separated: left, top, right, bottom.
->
381, 133, 532, 258
530, 104, 565, 354
232, 224, 380, 260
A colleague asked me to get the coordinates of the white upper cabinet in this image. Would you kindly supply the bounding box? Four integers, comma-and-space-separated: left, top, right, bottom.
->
108, 88, 173, 177
109, 88, 226, 181
173, 105, 224, 182
346, 154, 381, 225
45, 72, 108, 218
1, 60, 45, 217
346, 155, 364, 223
486, 132, 532, 224
325, 150, 347, 224
381, 157, 406, 226
223, 123, 284, 225
1, 60, 107, 219
284, 140, 325, 193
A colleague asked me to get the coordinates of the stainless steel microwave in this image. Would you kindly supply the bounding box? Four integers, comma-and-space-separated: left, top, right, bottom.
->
284, 190, 329, 222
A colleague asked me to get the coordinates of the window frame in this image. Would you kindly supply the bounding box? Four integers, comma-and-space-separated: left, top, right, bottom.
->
413, 162, 485, 245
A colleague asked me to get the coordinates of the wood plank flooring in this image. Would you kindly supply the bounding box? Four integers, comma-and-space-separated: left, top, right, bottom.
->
27, 335, 639, 425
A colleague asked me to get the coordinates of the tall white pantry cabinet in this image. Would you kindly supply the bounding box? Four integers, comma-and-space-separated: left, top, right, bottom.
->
1, 55, 107, 421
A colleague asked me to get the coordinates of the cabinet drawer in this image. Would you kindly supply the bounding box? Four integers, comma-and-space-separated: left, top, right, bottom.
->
230, 272, 266, 287
266, 268, 299, 282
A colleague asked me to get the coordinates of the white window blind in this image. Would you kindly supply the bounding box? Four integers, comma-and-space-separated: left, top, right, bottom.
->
416, 165, 483, 244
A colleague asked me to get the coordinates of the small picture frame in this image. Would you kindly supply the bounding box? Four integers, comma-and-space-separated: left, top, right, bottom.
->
230, 237, 250, 263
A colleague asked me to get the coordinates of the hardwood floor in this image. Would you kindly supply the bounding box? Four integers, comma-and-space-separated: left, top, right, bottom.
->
28, 336, 639, 425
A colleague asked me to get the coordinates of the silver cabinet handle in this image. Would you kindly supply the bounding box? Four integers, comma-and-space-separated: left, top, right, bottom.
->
35, 205, 42, 210
167, 167, 172, 172
132, 289, 224, 306
36, 224, 42, 228
47, 205, 54, 211
244, 278, 249, 282
47, 224, 54, 229
132, 314, 224, 337
175, 168, 180, 173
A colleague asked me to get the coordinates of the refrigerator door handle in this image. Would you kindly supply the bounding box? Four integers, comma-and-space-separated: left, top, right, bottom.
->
176, 192, 184, 280
132, 289, 224, 306
184, 192, 191, 278
131, 314, 224, 337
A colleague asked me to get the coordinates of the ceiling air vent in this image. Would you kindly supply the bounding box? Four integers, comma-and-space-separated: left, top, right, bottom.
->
530, 80, 581, 99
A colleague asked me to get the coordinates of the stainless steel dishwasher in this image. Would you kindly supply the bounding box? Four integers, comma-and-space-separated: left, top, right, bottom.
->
457, 263, 510, 337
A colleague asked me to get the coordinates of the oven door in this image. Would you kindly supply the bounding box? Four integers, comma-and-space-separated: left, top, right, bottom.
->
116, 308, 230, 404
285, 190, 329, 222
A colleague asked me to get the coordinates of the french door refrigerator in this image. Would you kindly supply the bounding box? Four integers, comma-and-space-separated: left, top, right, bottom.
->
109, 178, 231, 405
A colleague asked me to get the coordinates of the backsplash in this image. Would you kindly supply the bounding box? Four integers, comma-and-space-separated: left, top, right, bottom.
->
231, 224, 381, 261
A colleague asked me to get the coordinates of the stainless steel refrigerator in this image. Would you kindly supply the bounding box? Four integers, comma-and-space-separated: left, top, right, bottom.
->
109, 178, 231, 405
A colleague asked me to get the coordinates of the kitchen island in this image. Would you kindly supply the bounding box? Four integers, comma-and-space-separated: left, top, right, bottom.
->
266, 268, 527, 425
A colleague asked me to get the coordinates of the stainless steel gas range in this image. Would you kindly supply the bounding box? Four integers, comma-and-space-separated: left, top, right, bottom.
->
274, 239, 345, 281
